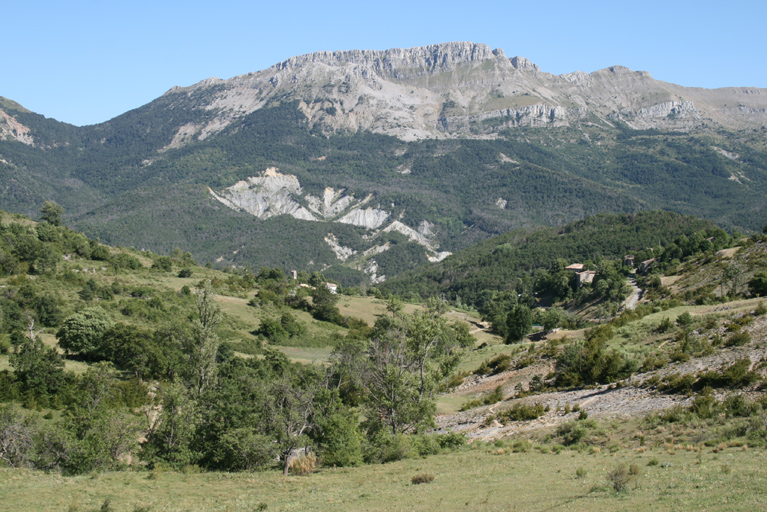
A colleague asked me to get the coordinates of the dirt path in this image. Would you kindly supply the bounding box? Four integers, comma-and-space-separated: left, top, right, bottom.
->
622, 272, 643, 311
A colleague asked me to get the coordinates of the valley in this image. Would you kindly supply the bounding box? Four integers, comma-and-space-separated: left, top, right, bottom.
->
2, 41, 767, 511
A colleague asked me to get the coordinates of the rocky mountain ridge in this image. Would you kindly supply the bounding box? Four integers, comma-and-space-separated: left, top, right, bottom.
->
159, 41, 767, 143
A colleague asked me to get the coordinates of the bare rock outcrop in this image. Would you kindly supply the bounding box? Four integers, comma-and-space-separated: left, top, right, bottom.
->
160, 41, 767, 146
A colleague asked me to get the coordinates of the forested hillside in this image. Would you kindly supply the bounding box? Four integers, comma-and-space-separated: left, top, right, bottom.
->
0, 209, 475, 476
383, 211, 727, 307
2, 94, 767, 283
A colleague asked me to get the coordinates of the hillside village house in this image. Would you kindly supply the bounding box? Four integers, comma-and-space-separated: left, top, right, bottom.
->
576, 270, 596, 287
565, 263, 595, 288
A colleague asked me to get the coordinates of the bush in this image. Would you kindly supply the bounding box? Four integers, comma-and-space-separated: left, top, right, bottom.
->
676, 312, 693, 328
656, 317, 673, 333
364, 432, 415, 464
410, 435, 441, 457
725, 331, 751, 347
475, 354, 512, 376
288, 453, 316, 476
152, 256, 173, 272
724, 394, 757, 418
214, 428, 275, 471
435, 432, 466, 450
90, 246, 111, 261
697, 359, 760, 389
557, 421, 587, 446
498, 402, 546, 423
607, 464, 636, 492
690, 388, 718, 419
411, 473, 435, 484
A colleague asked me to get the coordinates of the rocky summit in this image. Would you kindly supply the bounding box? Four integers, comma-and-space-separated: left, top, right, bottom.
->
159, 41, 767, 144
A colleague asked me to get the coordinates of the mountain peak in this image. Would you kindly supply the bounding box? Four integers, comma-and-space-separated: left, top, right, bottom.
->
272, 41, 509, 75
154, 41, 767, 144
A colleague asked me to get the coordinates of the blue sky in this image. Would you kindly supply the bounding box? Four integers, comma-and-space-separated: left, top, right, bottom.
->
4, 0, 765, 126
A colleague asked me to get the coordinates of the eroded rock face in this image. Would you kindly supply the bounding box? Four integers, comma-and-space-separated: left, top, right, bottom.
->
209, 167, 450, 268
0, 109, 34, 145
336, 207, 390, 230
208, 168, 316, 220
161, 41, 767, 147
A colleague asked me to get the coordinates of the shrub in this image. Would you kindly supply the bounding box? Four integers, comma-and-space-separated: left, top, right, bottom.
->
482, 354, 512, 375
656, 317, 672, 333
724, 394, 757, 418
410, 435, 441, 457
659, 373, 696, 394
575, 467, 588, 479
461, 386, 504, 411
607, 464, 635, 492
435, 432, 466, 450
498, 402, 545, 423
697, 359, 760, 389
676, 312, 694, 328
725, 331, 751, 347
152, 256, 173, 272
411, 473, 435, 485
557, 421, 587, 446
511, 439, 532, 453
90, 246, 111, 261
690, 388, 718, 419
641, 354, 668, 372
215, 429, 275, 471
288, 453, 316, 476
364, 432, 414, 464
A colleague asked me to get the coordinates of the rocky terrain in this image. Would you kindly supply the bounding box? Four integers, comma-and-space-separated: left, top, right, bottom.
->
436, 304, 767, 442
158, 42, 767, 144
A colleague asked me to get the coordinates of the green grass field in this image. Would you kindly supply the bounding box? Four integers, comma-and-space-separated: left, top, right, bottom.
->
2, 444, 765, 511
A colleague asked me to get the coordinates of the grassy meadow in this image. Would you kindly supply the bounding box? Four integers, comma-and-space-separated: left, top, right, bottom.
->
2, 443, 765, 511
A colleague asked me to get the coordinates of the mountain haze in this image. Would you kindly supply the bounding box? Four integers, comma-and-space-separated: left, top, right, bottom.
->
1, 42, 766, 284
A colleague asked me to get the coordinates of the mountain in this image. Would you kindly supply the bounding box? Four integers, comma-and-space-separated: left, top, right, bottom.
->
1, 42, 767, 284
127, 41, 767, 143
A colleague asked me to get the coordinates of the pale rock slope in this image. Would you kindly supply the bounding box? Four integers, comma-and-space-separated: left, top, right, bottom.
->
160, 42, 767, 146
208, 167, 451, 280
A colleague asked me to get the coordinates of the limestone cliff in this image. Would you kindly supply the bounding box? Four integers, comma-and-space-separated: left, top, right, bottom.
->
161, 42, 767, 146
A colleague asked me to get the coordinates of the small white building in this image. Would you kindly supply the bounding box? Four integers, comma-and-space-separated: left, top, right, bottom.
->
325, 283, 338, 294
576, 270, 596, 287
